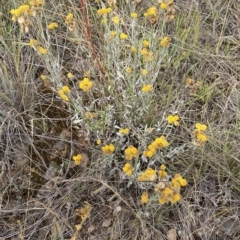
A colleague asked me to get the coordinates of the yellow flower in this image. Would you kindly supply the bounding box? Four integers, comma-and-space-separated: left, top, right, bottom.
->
96, 139, 102, 145
40, 75, 47, 80
29, 38, 39, 47
158, 164, 167, 179
143, 40, 150, 48
29, 0, 45, 7
159, 197, 168, 205
143, 148, 156, 158
61, 86, 70, 94
152, 136, 169, 149
160, 37, 171, 47
126, 67, 132, 73
141, 192, 149, 203
112, 16, 120, 24
170, 193, 182, 204
38, 47, 48, 55
144, 6, 158, 18
123, 163, 133, 176
85, 112, 96, 119
65, 13, 74, 24
97, 7, 112, 16
102, 144, 115, 154
124, 146, 138, 161
110, 31, 117, 38
196, 132, 208, 141
137, 168, 157, 182
47, 22, 58, 30
131, 12, 138, 18
119, 128, 129, 135
195, 123, 207, 131
131, 46, 137, 53
142, 84, 152, 93
79, 77, 93, 92
72, 154, 82, 165
160, 3, 168, 9
120, 33, 128, 40
167, 114, 180, 126
67, 72, 74, 79
58, 86, 70, 102
141, 69, 148, 75
173, 174, 187, 187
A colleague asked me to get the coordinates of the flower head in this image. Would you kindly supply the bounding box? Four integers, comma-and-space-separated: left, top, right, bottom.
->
67, 72, 74, 79
167, 115, 180, 126
142, 84, 152, 93
138, 168, 157, 182
79, 77, 93, 92
120, 33, 128, 40
195, 123, 207, 131
112, 16, 120, 24
143, 40, 150, 48
124, 146, 138, 161
72, 154, 82, 165
47, 22, 58, 30
160, 37, 171, 47
141, 192, 149, 203
38, 47, 48, 55
123, 163, 133, 176
119, 128, 130, 135
131, 12, 138, 18
102, 144, 115, 155
141, 69, 148, 75
97, 7, 112, 16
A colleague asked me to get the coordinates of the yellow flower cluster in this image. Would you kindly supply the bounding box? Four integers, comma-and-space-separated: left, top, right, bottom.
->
120, 33, 128, 40
141, 191, 149, 203
123, 163, 133, 176
10, 1, 45, 33
140, 48, 153, 61
144, 6, 158, 24
142, 84, 152, 93
160, 36, 171, 47
141, 69, 148, 75
29, 38, 48, 55
79, 78, 93, 92
48, 22, 58, 30
58, 86, 71, 102
102, 144, 115, 155
158, 164, 167, 179
131, 12, 138, 18
137, 168, 157, 182
97, 7, 112, 16
159, 0, 176, 21
194, 123, 208, 146
167, 115, 179, 126
10, 5, 30, 33
142, 40, 150, 48
143, 136, 169, 158
112, 16, 120, 24
124, 146, 138, 161
156, 172, 187, 204
65, 13, 75, 31
119, 128, 129, 135
159, 0, 173, 10
72, 154, 82, 165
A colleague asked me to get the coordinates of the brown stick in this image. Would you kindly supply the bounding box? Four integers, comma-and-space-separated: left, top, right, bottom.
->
79, 0, 106, 77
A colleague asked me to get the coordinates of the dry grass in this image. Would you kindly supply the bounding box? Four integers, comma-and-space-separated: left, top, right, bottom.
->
0, 0, 240, 239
